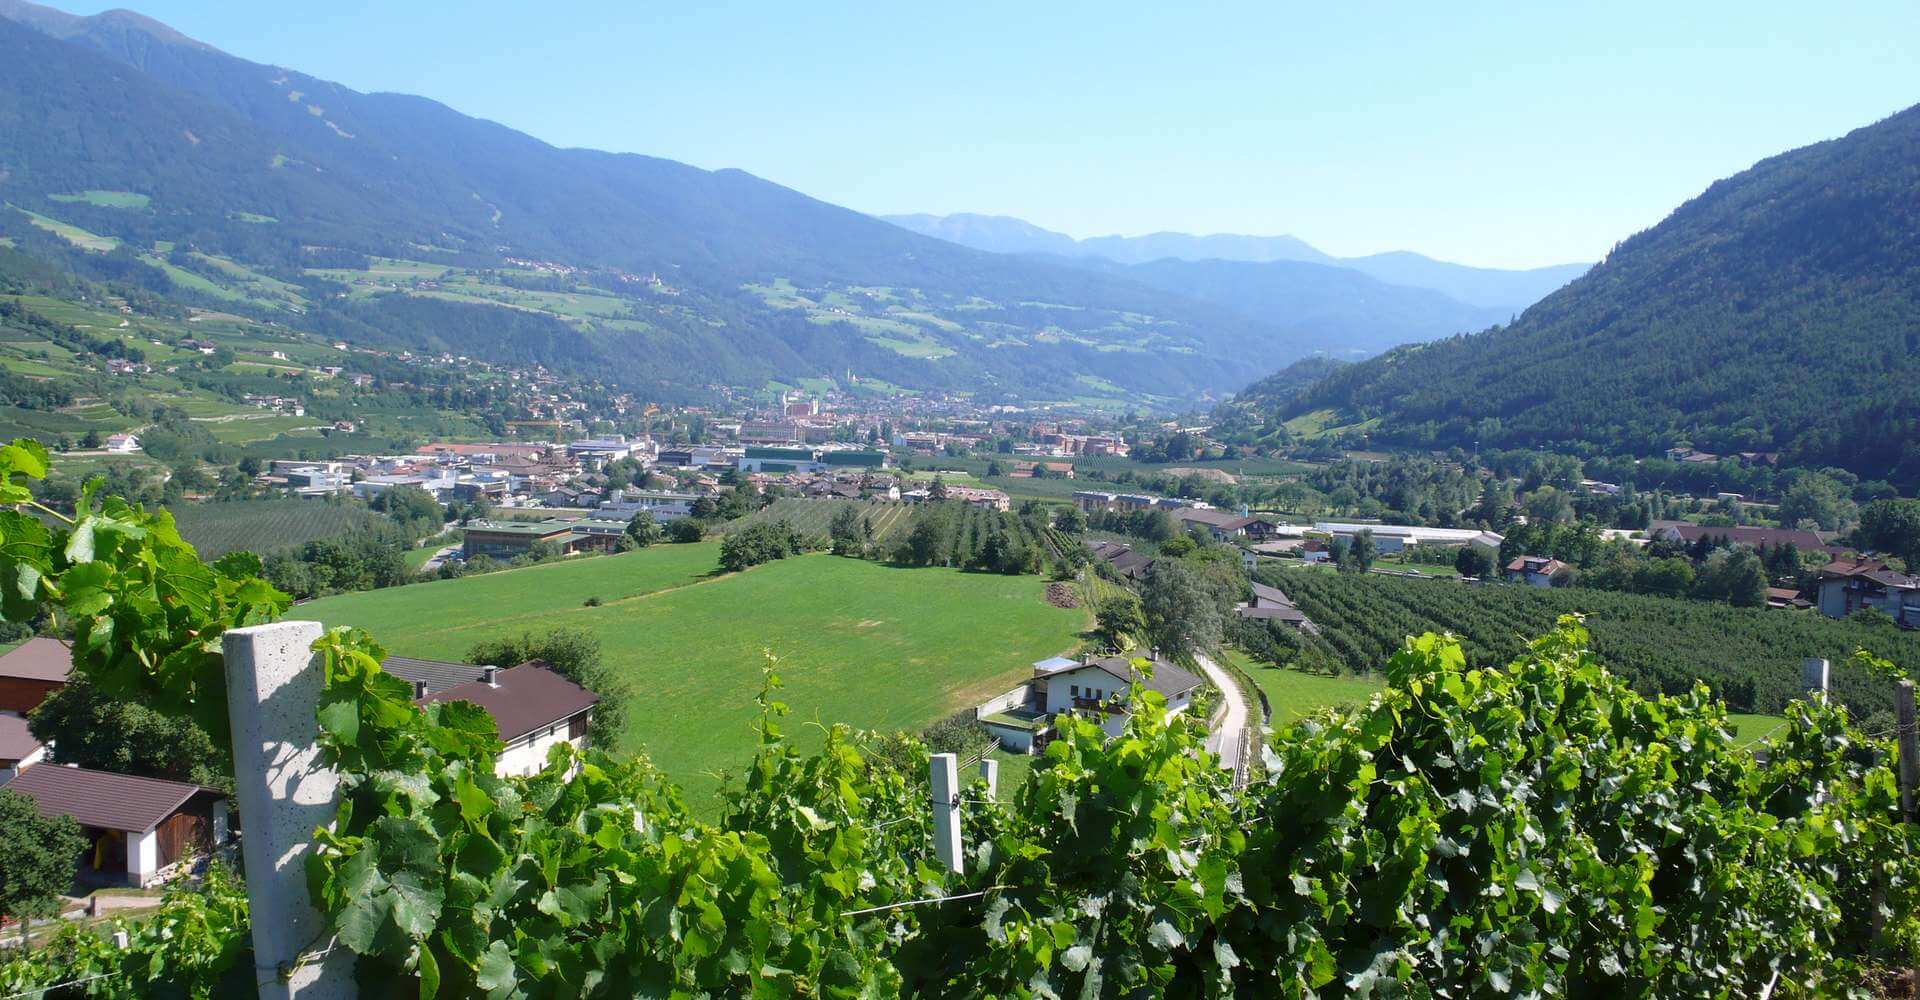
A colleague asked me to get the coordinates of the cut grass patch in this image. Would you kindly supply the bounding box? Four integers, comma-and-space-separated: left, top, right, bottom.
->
49, 190, 150, 209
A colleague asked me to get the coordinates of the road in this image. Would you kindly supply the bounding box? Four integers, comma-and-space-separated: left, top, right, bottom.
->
1194, 652, 1252, 783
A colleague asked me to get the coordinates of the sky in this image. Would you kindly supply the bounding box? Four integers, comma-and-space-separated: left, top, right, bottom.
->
56, 0, 1919, 268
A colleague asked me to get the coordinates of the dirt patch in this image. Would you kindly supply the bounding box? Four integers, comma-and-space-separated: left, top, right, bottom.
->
855, 619, 884, 629
1044, 582, 1080, 609
1165, 467, 1238, 484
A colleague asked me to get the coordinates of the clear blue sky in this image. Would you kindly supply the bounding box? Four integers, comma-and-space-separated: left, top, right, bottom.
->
58, 0, 1918, 268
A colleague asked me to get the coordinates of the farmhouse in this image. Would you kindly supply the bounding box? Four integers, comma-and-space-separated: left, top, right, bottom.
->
4, 765, 230, 887
102, 433, 140, 454
1816, 559, 1920, 627
978, 653, 1203, 753
387, 658, 599, 778
1175, 507, 1253, 542
0, 637, 72, 714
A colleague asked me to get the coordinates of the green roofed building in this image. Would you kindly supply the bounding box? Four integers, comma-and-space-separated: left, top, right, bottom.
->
462, 519, 581, 560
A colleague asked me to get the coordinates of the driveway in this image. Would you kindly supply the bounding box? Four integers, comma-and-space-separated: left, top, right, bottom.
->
1194, 652, 1252, 784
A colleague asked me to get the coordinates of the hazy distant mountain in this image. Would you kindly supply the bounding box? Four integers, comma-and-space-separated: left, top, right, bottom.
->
1045, 254, 1511, 357
884, 213, 1588, 310
1266, 102, 1920, 488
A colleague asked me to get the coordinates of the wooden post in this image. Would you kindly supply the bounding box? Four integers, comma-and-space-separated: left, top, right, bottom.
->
978, 758, 999, 800
929, 753, 962, 874
1898, 680, 1918, 824
1802, 658, 1829, 701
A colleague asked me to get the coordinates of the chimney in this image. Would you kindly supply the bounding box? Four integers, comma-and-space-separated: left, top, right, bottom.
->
412, 679, 428, 701
483, 665, 500, 688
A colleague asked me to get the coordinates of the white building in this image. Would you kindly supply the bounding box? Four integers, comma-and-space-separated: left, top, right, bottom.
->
1313, 522, 1503, 555
102, 433, 140, 454
978, 653, 1203, 752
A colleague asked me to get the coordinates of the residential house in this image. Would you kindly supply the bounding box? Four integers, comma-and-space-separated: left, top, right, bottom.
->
978, 653, 1202, 753
102, 433, 140, 454
5, 765, 230, 887
1300, 539, 1332, 563
1314, 522, 1504, 555
1506, 556, 1569, 587
1766, 587, 1812, 611
393, 660, 599, 777
1175, 507, 1253, 542
1816, 559, 1920, 627
0, 637, 72, 714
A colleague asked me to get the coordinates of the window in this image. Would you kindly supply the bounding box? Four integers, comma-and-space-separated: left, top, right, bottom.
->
1070, 685, 1079, 697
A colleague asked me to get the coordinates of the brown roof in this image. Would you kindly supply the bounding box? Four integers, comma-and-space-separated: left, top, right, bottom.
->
5, 764, 221, 833
422, 662, 598, 742
0, 637, 72, 683
0, 713, 42, 762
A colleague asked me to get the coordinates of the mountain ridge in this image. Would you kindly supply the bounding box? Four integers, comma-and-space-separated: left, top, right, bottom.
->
1251, 102, 1920, 488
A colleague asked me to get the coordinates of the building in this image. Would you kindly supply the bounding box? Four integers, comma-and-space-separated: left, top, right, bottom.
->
977, 653, 1202, 753
102, 433, 140, 454
565, 438, 633, 467
5, 765, 230, 887
566, 517, 633, 553
1647, 521, 1826, 552
0, 637, 71, 714
461, 519, 583, 560
0, 713, 45, 782
1314, 523, 1504, 555
1236, 582, 1316, 632
1816, 559, 1920, 627
1175, 508, 1253, 542
599, 489, 699, 520
1506, 556, 1569, 587
409, 662, 599, 778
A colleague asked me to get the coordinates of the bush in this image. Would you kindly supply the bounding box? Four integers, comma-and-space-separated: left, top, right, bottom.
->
666, 518, 704, 543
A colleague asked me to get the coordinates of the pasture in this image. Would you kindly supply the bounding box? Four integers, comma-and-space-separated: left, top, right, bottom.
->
302, 545, 1088, 807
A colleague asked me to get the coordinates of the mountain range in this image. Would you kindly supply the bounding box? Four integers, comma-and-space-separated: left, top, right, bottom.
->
883, 213, 1590, 310
1234, 102, 1920, 489
0, 0, 1546, 408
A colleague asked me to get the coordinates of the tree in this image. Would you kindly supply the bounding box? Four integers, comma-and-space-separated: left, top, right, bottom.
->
1453, 545, 1494, 579
28, 678, 227, 787
1857, 499, 1920, 566
1696, 548, 1769, 607
1092, 596, 1144, 652
621, 512, 660, 550
666, 518, 704, 543
901, 504, 954, 566
927, 477, 949, 501
719, 521, 795, 573
1779, 474, 1856, 532
1055, 506, 1087, 534
1140, 559, 1226, 660
0, 788, 86, 938
1339, 530, 1377, 573
828, 505, 865, 557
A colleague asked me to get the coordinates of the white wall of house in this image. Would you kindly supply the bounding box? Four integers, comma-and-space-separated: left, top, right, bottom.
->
493, 722, 590, 778
983, 724, 1034, 754
127, 829, 159, 885
1041, 665, 1124, 716
0, 743, 45, 784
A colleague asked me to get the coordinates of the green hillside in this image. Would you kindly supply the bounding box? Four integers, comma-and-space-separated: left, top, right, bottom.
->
1261, 103, 1920, 487
300, 545, 1086, 806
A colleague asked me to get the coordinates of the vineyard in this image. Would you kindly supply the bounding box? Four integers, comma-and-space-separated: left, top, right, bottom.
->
1259, 567, 1920, 719
721, 496, 1080, 572
164, 498, 383, 558
720, 497, 919, 546
4, 436, 1919, 997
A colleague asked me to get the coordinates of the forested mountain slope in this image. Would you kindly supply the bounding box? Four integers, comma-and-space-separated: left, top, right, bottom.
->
1268, 103, 1920, 487
0, 2, 1314, 404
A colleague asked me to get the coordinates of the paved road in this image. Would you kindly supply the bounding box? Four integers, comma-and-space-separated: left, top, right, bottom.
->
1194, 652, 1252, 783
419, 543, 461, 574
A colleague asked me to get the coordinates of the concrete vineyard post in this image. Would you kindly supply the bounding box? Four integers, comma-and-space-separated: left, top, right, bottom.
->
930, 752, 962, 874
223, 621, 356, 999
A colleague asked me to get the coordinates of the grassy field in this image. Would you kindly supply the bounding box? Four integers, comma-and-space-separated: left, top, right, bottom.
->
302, 545, 1088, 806
1222, 649, 1384, 726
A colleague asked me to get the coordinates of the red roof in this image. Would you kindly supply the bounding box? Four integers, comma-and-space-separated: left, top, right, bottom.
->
0, 637, 72, 683
5, 765, 222, 833
422, 662, 597, 743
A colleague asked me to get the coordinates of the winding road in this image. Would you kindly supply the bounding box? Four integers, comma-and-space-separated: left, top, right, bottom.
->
1194, 652, 1253, 784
